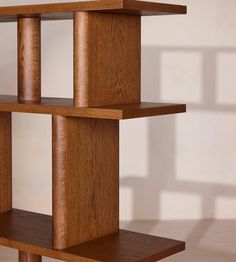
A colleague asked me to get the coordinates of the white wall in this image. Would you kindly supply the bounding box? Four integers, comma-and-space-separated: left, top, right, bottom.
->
0, 0, 236, 221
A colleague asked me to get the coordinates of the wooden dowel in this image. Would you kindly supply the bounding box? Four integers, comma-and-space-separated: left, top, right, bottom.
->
17, 18, 41, 259
0, 112, 12, 213
19, 251, 42, 262
18, 17, 41, 102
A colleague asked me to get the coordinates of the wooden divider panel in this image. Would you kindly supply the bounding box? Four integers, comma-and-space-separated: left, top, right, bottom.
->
52, 116, 119, 249
0, 112, 12, 213
74, 12, 141, 107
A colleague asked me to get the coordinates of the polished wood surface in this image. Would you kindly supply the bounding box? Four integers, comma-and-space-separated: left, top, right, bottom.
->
19, 251, 42, 262
74, 12, 141, 107
0, 0, 187, 22
18, 18, 41, 102
0, 112, 12, 213
0, 1, 187, 260
0, 96, 186, 119
52, 117, 119, 249
0, 209, 185, 261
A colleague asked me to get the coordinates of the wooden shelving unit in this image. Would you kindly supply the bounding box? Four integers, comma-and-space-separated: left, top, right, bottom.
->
0, 1, 187, 261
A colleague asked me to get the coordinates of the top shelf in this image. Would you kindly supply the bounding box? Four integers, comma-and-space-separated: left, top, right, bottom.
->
0, 0, 187, 22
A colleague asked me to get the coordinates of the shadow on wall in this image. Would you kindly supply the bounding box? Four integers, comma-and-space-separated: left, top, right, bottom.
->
120, 46, 236, 261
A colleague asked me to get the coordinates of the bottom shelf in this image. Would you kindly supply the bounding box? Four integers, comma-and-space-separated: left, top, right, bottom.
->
0, 209, 185, 261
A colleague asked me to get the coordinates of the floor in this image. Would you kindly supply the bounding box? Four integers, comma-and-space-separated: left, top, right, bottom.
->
0, 220, 236, 261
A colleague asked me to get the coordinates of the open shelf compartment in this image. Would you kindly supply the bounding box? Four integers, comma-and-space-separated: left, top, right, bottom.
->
0, 209, 185, 261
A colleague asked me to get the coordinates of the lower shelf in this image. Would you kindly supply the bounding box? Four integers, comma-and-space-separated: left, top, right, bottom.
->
0, 209, 185, 261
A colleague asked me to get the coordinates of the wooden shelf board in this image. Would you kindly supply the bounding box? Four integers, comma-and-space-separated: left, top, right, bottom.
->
0, 209, 185, 261
0, 0, 187, 22
0, 95, 186, 119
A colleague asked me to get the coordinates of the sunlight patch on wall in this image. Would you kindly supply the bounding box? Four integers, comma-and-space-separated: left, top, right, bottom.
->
216, 52, 236, 105
160, 51, 202, 103
215, 196, 236, 219
176, 111, 236, 186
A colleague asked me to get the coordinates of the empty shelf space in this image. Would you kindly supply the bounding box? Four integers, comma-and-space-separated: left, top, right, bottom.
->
0, 209, 185, 261
0, 96, 186, 119
0, 0, 187, 22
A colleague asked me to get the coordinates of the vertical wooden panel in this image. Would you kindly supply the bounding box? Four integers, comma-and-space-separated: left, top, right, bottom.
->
0, 112, 12, 213
18, 17, 41, 102
74, 12, 141, 107
19, 251, 42, 262
52, 116, 119, 249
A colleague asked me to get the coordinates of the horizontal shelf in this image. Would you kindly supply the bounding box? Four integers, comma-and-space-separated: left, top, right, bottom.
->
0, 96, 186, 120
0, 0, 187, 22
0, 209, 185, 261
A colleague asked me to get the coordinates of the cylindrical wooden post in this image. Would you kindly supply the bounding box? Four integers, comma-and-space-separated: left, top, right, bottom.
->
18, 17, 41, 102
19, 251, 42, 262
73, 12, 87, 107
0, 112, 12, 213
17, 17, 42, 262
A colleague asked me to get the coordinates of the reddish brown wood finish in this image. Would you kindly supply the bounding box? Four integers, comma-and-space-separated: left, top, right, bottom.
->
0, 1, 187, 260
19, 251, 42, 262
0, 209, 185, 261
74, 12, 141, 107
0, 0, 187, 22
0, 96, 186, 120
18, 17, 41, 102
0, 112, 12, 213
17, 17, 42, 262
52, 116, 119, 249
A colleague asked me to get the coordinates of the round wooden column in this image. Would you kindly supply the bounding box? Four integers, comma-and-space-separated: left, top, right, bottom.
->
19, 251, 42, 262
0, 112, 12, 213
17, 17, 42, 262
18, 17, 41, 102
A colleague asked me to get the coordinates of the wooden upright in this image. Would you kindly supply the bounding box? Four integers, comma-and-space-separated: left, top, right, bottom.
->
17, 17, 42, 262
52, 11, 141, 250
0, 1, 187, 261
19, 252, 41, 262
18, 17, 41, 102
73, 12, 141, 107
52, 116, 119, 249
0, 112, 11, 213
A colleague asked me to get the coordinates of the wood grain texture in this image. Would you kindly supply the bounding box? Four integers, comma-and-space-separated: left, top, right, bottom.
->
0, 96, 186, 119
18, 17, 41, 102
52, 117, 119, 249
74, 12, 141, 107
0, 209, 185, 261
0, 0, 187, 22
19, 251, 42, 262
0, 112, 12, 213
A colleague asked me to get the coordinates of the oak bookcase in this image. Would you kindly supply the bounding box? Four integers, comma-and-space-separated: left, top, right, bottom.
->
0, 1, 187, 261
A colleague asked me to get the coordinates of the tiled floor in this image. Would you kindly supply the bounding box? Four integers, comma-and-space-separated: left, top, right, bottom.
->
0, 220, 236, 261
